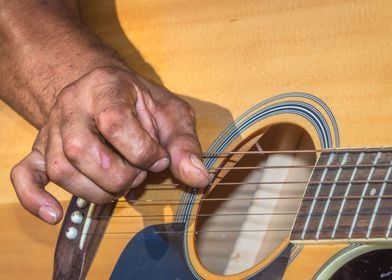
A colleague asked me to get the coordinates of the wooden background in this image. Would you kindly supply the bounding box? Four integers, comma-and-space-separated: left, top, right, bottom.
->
0, 0, 391, 278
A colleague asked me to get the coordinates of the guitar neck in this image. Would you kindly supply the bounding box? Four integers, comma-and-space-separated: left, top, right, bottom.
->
291, 148, 392, 243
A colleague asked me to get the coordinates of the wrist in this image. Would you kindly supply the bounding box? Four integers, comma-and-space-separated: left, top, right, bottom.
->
0, 0, 129, 128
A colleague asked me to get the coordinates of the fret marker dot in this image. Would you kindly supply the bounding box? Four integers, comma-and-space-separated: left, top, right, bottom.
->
370, 188, 377, 196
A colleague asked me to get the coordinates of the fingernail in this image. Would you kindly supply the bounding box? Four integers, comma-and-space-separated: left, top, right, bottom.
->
38, 205, 59, 224
131, 171, 147, 188
150, 157, 170, 172
190, 154, 210, 180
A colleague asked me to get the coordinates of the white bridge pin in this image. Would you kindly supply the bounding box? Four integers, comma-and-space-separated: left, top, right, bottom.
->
76, 198, 89, 208
66, 227, 78, 240
71, 211, 84, 224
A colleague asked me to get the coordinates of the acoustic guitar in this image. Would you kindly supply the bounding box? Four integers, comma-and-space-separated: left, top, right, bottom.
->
1, 1, 392, 279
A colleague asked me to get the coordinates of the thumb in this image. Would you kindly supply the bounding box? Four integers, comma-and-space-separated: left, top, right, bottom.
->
157, 103, 210, 188
166, 137, 210, 188
11, 150, 63, 224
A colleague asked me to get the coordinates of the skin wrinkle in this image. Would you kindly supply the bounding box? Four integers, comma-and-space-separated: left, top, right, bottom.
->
135, 91, 160, 142
1, 9, 127, 126
34, 170, 48, 188
97, 107, 132, 138
60, 111, 75, 130
99, 150, 112, 169
46, 156, 71, 187
1, 0, 209, 224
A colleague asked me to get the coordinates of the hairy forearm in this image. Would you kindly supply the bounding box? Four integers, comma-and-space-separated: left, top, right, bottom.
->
3, 1, 210, 227
0, 0, 126, 128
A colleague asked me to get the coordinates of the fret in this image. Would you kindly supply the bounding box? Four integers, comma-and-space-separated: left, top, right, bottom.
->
289, 155, 326, 240
366, 162, 392, 238
305, 154, 348, 239
369, 151, 392, 238
319, 163, 360, 239
331, 152, 364, 239
316, 153, 362, 240
386, 215, 392, 238
348, 152, 381, 239
333, 152, 379, 239
301, 152, 347, 240
291, 148, 392, 242
299, 152, 335, 240
354, 178, 386, 238
351, 153, 390, 239
315, 153, 349, 240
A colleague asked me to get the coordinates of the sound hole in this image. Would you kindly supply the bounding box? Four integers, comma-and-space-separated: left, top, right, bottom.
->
195, 123, 316, 275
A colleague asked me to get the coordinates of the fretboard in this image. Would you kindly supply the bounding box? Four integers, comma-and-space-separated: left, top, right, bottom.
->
291, 148, 392, 242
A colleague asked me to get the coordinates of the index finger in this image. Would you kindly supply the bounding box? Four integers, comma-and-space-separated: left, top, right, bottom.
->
94, 90, 170, 172
155, 98, 210, 188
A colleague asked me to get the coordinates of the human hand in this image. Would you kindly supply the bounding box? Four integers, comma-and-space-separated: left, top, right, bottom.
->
10, 66, 210, 224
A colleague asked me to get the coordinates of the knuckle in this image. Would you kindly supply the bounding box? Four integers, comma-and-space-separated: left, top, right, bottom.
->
110, 171, 134, 192
46, 156, 73, 184
130, 140, 158, 166
182, 101, 196, 120
167, 132, 199, 150
179, 133, 200, 146
55, 85, 78, 105
97, 106, 129, 137
89, 67, 120, 81
130, 144, 148, 162
10, 164, 23, 184
33, 128, 48, 150
90, 194, 115, 204
164, 98, 196, 121
60, 111, 76, 129
63, 135, 87, 162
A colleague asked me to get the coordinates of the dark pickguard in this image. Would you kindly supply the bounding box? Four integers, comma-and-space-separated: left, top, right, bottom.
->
330, 249, 392, 280
110, 222, 291, 280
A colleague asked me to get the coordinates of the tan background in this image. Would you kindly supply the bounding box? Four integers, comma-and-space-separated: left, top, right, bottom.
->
0, 0, 392, 278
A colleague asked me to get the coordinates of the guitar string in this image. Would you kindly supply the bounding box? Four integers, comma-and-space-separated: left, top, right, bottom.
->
201, 147, 392, 157
114, 192, 392, 206
84, 225, 392, 238
87, 208, 392, 237
110, 148, 392, 202
93, 193, 392, 223
85, 229, 293, 238
117, 179, 392, 191
89, 176, 392, 226
108, 180, 392, 192
88, 226, 390, 235
114, 178, 392, 192
207, 163, 392, 172
88, 197, 392, 236
104, 179, 392, 207
94, 178, 392, 220
94, 210, 392, 221
85, 149, 392, 238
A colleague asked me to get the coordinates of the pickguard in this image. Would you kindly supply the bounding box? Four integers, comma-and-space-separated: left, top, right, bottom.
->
110, 223, 292, 279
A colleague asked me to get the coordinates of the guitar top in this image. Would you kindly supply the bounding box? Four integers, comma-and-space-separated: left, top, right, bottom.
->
1, 0, 392, 279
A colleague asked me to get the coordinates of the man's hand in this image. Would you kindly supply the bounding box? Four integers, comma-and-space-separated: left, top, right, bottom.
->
10, 67, 209, 224
0, 0, 209, 224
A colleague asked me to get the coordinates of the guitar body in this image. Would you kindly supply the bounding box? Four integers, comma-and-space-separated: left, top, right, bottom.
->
1, 0, 392, 279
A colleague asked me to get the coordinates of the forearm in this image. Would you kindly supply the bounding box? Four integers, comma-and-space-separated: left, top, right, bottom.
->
0, 0, 126, 128
3, 1, 209, 227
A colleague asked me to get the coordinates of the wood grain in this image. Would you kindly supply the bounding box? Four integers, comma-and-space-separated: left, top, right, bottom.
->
0, 0, 392, 279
